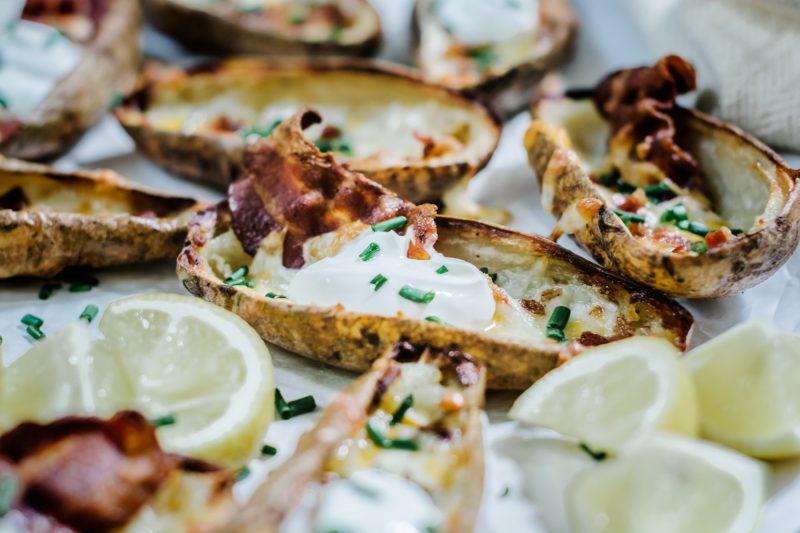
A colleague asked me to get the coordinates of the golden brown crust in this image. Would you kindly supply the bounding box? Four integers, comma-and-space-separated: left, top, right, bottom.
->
411, 0, 579, 120
115, 57, 501, 204
141, 0, 381, 57
0, 158, 203, 279
0, 0, 141, 161
526, 97, 800, 298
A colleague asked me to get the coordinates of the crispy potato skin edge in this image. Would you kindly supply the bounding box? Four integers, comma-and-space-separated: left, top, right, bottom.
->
525, 101, 800, 298
177, 208, 693, 390
0, 159, 203, 279
0, 0, 142, 161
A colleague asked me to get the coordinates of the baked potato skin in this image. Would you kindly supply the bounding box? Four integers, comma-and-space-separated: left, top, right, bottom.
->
0, 0, 141, 161
141, 0, 381, 57
526, 103, 800, 298
411, 0, 578, 121
116, 58, 500, 204
0, 159, 201, 279
177, 207, 693, 390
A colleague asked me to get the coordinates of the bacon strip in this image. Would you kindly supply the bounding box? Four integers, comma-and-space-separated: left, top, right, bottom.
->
229, 108, 438, 268
593, 55, 703, 189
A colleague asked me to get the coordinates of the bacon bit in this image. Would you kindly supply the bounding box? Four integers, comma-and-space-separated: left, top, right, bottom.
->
0, 187, 28, 211
521, 299, 546, 315
370, 366, 401, 409
614, 193, 645, 213
440, 391, 465, 413
320, 125, 342, 140
540, 288, 563, 302
593, 55, 704, 189
588, 306, 605, 319
628, 222, 646, 236
406, 204, 438, 260
648, 227, 692, 253
208, 116, 243, 133
705, 227, 732, 249
413, 131, 455, 160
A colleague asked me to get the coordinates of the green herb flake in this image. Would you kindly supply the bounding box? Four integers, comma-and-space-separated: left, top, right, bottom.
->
479, 267, 498, 283
149, 414, 176, 428
690, 241, 708, 254
467, 46, 496, 73
38, 283, 61, 300
390, 395, 414, 425
109, 92, 124, 110
235, 466, 251, 482
660, 204, 688, 224
370, 274, 388, 291
238, 120, 282, 140
546, 306, 570, 342
287, 395, 316, 417
579, 442, 608, 461
79, 304, 99, 323
436, 265, 449, 274
25, 325, 45, 340
358, 242, 381, 262
68, 283, 94, 293
613, 209, 646, 225
275, 389, 292, 420
500, 486, 511, 498
731, 228, 744, 236
261, 444, 278, 456
425, 315, 445, 325
21, 314, 43, 328
0, 472, 18, 517
366, 421, 419, 451
265, 292, 288, 299
371, 216, 408, 232
399, 285, 435, 304
615, 180, 637, 194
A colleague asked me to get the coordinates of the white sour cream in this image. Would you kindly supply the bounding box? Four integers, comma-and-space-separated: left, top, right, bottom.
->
287, 228, 496, 330
434, 0, 539, 47
313, 469, 443, 533
0, 20, 82, 117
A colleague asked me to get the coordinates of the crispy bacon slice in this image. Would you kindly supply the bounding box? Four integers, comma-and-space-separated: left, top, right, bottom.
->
593, 55, 703, 189
229, 108, 438, 268
0, 412, 172, 531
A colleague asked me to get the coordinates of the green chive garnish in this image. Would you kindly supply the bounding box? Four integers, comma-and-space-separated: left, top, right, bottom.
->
227, 278, 256, 288
596, 172, 617, 187
79, 305, 98, 323
616, 180, 637, 194
731, 228, 744, 236
579, 442, 608, 461
275, 389, 292, 420
68, 283, 93, 293
26, 325, 45, 340
0, 95, 7, 109
0, 472, 18, 517
390, 395, 414, 425
676, 220, 709, 237
275, 389, 316, 419
371, 216, 408, 232
613, 209, 646, 225
399, 285, 435, 304
643, 182, 672, 197
265, 292, 288, 299
425, 316, 445, 325
38, 283, 61, 300
109, 92, 124, 110
235, 466, 251, 482
500, 486, 511, 498
366, 421, 419, 451
690, 241, 708, 254
315, 135, 353, 155
149, 414, 176, 428
225, 266, 248, 284
660, 204, 688, 223
21, 314, 43, 328
546, 306, 570, 342
479, 267, 498, 283
238, 120, 281, 140
436, 265, 449, 274
261, 444, 278, 456
359, 242, 381, 262
370, 274, 388, 291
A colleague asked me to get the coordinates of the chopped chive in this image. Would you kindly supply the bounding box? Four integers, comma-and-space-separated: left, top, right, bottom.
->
265, 292, 288, 299
227, 278, 256, 288
596, 172, 617, 187
38, 283, 61, 300
643, 182, 672, 197
399, 285, 435, 304
149, 414, 176, 428
225, 266, 248, 284
238, 120, 281, 140
109, 92, 124, 110
0, 472, 18, 517
25, 325, 44, 340
358, 242, 381, 262
731, 228, 744, 236
660, 204, 688, 223
479, 267, 498, 283
390, 395, 414, 425
275, 389, 292, 420
425, 316, 445, 325
287, 395, 316, 417
579, 442, 608, 461
690, 241, 708, 254
366, 421, 419, 451
613, 209, 646, 225
261, 444, 278, 456
79, 304, 98, 323
370, 274, 388, 291
0, 96, 7, 109
616, 180, 637, 194
68, 283, 93, 293
315, 134, 353, 156
0, 336, 3, 346
546, 327, 565, 342
235, 466, 251, 482
371, 216, 408, 232
436, 265, 449, 274
467, 45, 496, 73
676, 220, 709, 237
21, 314, 43, 328
500, 486, 511, 498
546, 306, 570, 342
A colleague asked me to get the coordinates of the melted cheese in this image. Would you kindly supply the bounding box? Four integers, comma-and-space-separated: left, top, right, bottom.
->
0, 20, 82, 117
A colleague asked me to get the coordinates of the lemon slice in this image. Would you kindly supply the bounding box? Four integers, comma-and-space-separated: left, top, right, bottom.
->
566, 434, 767, 533
0, 321, 132, 429
686, 320, 800, 459
509, 336, 698, 451
98, 293, 274, 467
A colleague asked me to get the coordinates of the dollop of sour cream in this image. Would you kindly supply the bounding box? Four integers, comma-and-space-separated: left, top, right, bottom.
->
0, 21, 82, 116
287, 228, 496, 331
313, 469, 443, 533
434, 0, 539, 47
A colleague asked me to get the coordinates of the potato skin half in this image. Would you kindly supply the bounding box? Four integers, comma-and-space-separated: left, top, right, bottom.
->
411, 0, 578, 121
224, 346, 486, 533
116, 58, 501, 204
0, 0, 141, 161
141, 0, 381, 57
526, 101, 800, 298
0, 159, 202, 279
177, 207, 692, 390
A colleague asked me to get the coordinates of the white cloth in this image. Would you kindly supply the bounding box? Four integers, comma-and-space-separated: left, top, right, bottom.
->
625, 0, 800, 152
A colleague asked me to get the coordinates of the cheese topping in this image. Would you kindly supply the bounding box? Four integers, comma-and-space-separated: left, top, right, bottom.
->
0, 20, 82, 117
434, 0, 539, 47
287, 228, 496, 331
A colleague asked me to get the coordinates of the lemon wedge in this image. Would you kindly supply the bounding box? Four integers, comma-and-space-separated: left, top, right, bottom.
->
509, 336, 698, 451
567, 434, 767, 533
686, 320, 800, 459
